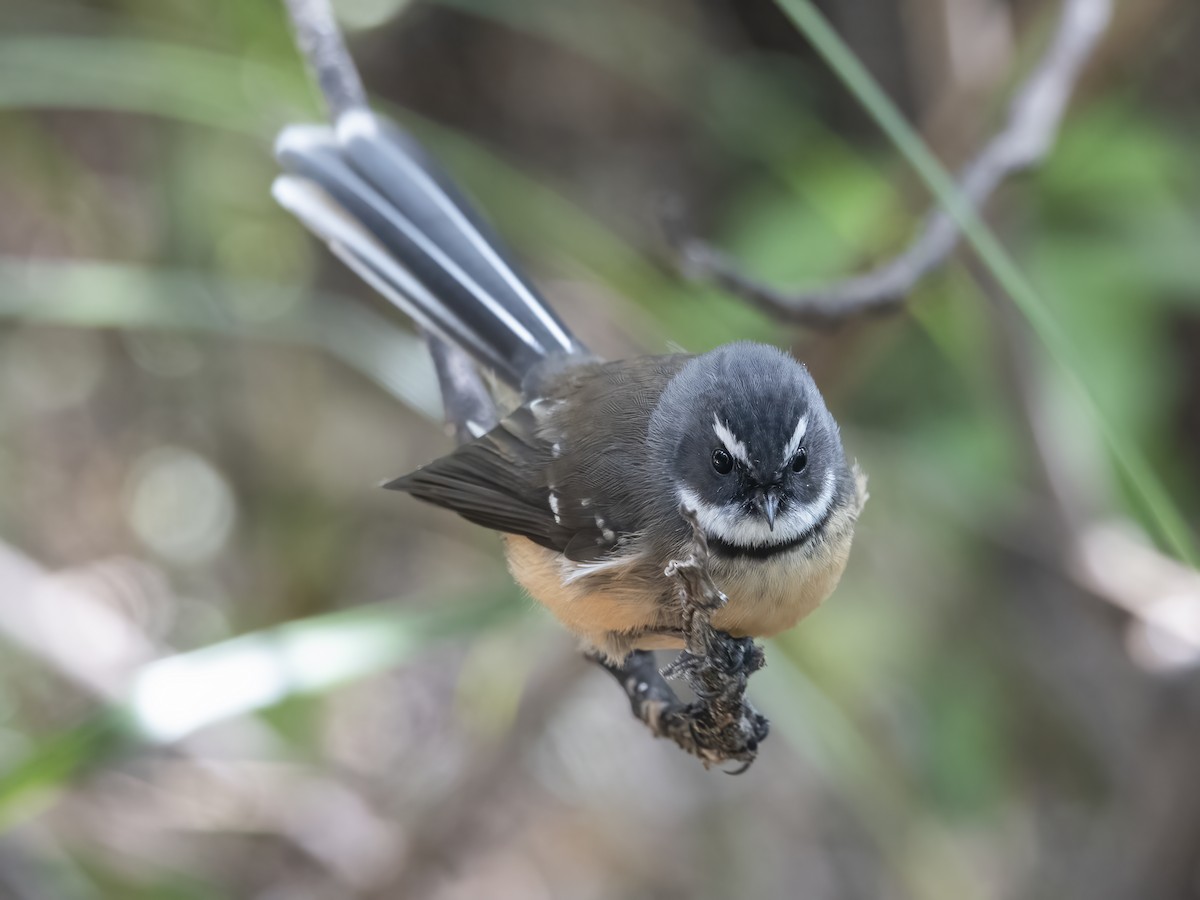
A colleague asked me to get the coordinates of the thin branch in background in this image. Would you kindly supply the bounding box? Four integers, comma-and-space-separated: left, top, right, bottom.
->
668, 0, 1113, 326
368, 644, 592, 900
0, 542, 158, 698
975, 260, 1200, 675
281, 0, 367, 119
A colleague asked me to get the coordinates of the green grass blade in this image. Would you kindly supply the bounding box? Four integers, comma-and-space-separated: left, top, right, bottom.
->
124, 595, 518, 743
0, 36, 313, 135
0, 593, 522, 830
776, 0, 1196, 565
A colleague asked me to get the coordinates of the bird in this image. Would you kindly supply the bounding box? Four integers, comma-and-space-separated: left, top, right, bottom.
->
273, 108, 866, 661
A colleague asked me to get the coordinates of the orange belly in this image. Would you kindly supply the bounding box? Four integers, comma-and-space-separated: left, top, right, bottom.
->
504, 516, 853, 656
504, 467, 865, 659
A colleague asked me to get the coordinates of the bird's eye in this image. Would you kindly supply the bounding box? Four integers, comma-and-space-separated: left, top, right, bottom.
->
711, 448, 733, 475
791, 448, 808, 473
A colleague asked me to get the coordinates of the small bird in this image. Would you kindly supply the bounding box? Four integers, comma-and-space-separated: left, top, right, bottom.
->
273, 109, 866, 661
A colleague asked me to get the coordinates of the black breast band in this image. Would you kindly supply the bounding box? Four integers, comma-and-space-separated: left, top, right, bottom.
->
704, 503, 836, 560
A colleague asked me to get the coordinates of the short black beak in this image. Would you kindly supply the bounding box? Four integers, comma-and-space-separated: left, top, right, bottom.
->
754, 489, 781, 531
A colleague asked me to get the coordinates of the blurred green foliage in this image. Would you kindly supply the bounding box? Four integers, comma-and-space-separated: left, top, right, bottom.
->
0, 0, 1198, 898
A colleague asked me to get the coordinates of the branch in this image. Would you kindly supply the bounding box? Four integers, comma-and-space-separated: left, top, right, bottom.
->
669, 0, 1113, 325
281, 0, 367, 119
592, 507, 769, 770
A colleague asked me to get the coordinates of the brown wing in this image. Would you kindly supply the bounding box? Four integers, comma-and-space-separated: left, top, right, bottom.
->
385, 405, 571, 551
387, 355, 692, 561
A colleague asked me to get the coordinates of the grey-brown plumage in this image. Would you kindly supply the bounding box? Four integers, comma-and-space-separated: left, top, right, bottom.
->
390, 355, 688, 560
274, 110, 866, 660
390, 344, 864, 657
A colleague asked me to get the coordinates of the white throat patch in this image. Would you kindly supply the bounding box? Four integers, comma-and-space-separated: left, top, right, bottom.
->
677, 470, 838, 549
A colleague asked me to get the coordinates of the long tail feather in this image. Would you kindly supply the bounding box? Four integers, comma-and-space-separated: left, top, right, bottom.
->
273, 111, 583, 388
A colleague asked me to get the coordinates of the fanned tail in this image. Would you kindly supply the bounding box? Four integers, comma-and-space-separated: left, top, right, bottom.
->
273, 109, 584, 388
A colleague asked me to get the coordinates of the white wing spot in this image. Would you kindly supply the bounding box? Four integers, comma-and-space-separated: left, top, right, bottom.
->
549, 492, 562, 524
530, 398, 563, 422
595, 516, 616, 543
711, 414, 751, 466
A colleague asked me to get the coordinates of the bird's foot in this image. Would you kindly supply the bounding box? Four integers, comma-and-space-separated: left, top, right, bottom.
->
591, 646, 769, 771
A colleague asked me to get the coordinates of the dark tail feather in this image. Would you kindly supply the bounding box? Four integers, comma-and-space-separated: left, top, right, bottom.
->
273, 110, 583, 388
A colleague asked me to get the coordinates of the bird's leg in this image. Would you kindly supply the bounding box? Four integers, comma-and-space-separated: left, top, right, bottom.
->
588, 648, 686, 733
589, 646, 767, 771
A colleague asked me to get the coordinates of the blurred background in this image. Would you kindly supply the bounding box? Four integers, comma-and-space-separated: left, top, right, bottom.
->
1, 0, 1199, 897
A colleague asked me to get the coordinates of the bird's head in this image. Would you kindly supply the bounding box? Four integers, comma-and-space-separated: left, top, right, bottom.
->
649, 342, 853, 554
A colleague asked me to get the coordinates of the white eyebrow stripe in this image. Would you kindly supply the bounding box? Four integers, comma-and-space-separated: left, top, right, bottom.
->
712, 414, 751, 466
783, 414, 809, 461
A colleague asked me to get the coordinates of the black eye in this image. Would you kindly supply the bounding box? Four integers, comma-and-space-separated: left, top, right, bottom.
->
791, 448, 808, 473
711, 448, 733, 475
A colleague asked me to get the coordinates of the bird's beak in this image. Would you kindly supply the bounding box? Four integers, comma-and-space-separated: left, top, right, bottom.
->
754, 489, 780, 531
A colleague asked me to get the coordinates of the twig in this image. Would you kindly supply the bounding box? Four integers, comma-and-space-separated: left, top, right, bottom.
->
669, 0, 1113, 325
592, 507, 769, 770
281, 0, 367, 119
0, 542, 157, 698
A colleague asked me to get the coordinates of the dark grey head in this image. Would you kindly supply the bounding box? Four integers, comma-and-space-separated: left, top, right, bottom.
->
648, 342, 852, 553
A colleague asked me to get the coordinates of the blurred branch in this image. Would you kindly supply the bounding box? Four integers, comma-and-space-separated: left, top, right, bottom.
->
0, 542, 157, 698
0, 536, 520, 822
1075, 522, 1200, 671
281, 0, 367, 119
977, 263, 1200, 674
371, 644, 590, 900
425, 335, 499, 441
669, 0, 1113, 326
